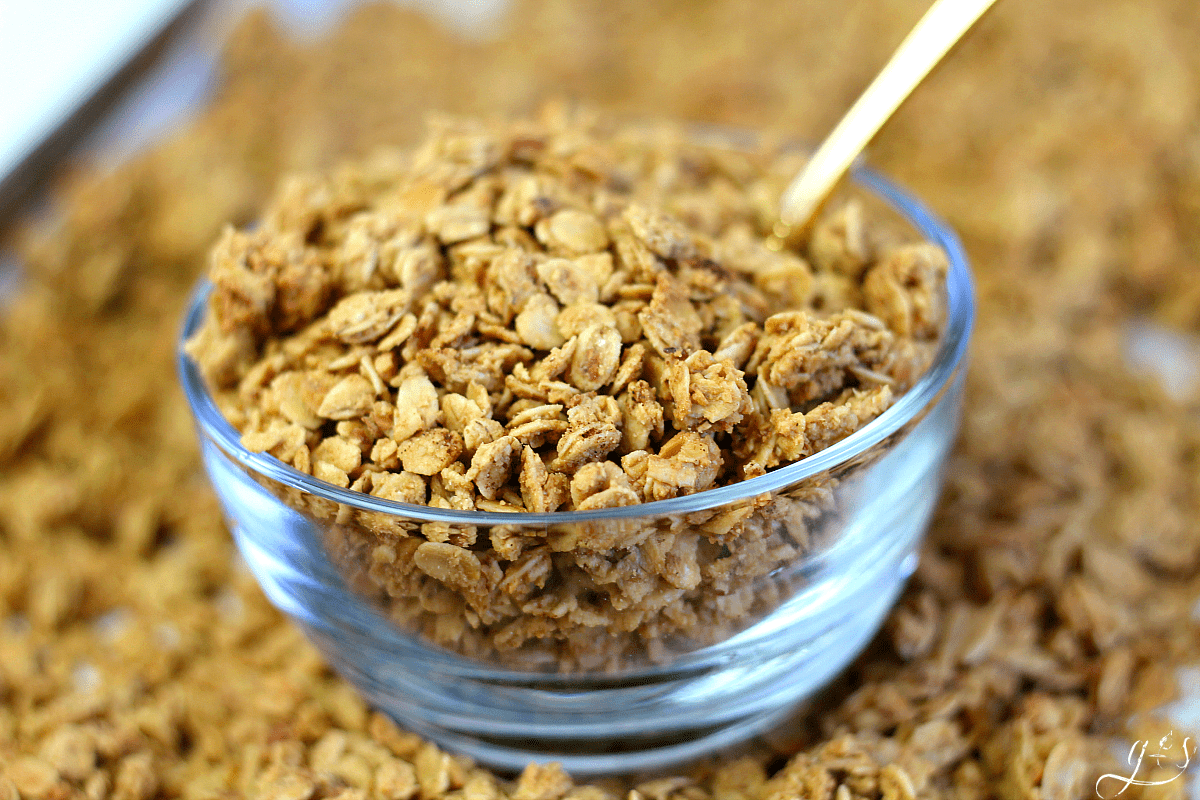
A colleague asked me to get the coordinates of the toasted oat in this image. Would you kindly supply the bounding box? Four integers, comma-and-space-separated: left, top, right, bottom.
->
397, 429, 464, 476
515, 293, 566, 349
536, 209, 610, 256
327, 290, 412, 344
318, 374, 378, 420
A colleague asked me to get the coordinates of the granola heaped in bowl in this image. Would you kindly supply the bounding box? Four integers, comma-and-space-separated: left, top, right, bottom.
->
186, 112, 946, 492
179, 108, 972, 771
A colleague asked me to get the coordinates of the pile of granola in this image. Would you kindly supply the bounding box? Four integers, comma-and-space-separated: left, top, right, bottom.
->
183, 111, 946, 662
2, 0, 1200, 798
188, 114, 942, 502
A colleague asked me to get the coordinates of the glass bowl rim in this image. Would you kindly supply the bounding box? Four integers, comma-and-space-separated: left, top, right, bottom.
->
177, 160, 975, 525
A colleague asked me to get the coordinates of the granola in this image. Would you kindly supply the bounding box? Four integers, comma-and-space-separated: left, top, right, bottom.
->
185, 111, 946, 663
1, 0, 1200, 797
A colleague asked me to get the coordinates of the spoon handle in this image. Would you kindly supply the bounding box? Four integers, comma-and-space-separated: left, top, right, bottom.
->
777, 0, 1000, 234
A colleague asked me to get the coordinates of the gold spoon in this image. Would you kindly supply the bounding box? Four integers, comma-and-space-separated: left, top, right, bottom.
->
771, 0, 1001, 248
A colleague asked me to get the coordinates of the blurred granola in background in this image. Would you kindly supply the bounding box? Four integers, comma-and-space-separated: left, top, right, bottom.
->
2, 0, 1200, 798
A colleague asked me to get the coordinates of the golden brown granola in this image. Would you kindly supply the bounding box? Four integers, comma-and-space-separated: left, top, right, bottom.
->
182, 110, 945, 663
188, 115, 942, 495
2, 0, 1200, 797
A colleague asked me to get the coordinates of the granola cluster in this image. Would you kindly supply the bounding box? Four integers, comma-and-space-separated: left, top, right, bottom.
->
3, 0, 1200, 798
184, 112, 945, 662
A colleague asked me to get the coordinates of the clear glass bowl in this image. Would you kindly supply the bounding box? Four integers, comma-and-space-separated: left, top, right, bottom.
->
177, 163, 974, 776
